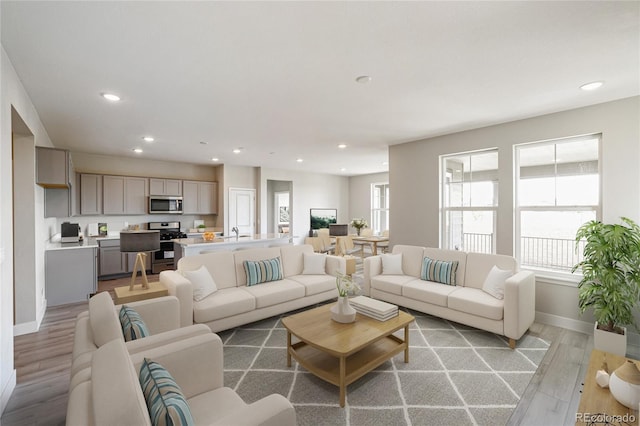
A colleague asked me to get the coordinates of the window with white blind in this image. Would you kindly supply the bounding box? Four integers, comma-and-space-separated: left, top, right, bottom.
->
515, 134, 601, 275
371, 182, 389, 234
440, 149, 498, 253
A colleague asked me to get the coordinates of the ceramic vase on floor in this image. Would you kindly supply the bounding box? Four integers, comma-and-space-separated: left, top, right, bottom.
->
331, 296, 356, 323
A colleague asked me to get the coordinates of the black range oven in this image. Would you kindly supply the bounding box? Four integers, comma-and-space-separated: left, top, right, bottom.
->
148, 221, 187, 274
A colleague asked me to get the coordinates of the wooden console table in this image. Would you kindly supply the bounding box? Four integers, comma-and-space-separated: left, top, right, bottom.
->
114, 281, 168, 304
576, 349, 638, 425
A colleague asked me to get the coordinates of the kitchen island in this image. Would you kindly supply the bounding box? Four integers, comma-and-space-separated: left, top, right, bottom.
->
172, 233, 292, 261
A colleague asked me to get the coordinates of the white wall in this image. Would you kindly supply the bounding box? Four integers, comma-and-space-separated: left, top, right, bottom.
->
1, 47, 55, 414
390, 96, 640, 335
71, 152, 218, 181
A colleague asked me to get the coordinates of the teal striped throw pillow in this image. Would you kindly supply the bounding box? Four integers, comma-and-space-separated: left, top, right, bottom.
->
139, 358, 194, 426
244, 257, 283, 286
119, 305, 150, 341
421, 257, 458, 286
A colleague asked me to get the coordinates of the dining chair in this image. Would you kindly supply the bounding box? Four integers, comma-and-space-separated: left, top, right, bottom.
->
353, 228, 374, 258
339, 235, 363, 258
377, 230, 390, 253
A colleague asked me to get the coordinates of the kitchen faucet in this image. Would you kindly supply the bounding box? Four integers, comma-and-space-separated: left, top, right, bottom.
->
232, 227, 239, 238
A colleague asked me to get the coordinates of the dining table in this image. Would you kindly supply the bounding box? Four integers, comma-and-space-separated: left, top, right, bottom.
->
351, 235, 389, 256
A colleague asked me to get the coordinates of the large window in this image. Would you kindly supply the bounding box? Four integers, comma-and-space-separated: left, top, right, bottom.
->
515, 134, 600, 274
441, 149, 498, 253
371, 183, 389, 234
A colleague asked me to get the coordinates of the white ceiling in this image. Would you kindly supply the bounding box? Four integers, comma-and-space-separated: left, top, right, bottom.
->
1, 1, 638, 176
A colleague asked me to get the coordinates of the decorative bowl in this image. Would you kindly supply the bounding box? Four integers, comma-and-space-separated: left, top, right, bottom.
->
202, 232, 215, 241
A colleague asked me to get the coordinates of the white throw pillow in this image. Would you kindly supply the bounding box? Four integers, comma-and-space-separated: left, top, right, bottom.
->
381, 253, 403, 275
302, 253, 327, 275
482, 265, 512, 300
183, 266, 217, 301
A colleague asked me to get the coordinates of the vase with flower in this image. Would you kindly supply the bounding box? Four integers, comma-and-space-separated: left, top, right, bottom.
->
350, 218, 368, 236
331, 271, 361, 323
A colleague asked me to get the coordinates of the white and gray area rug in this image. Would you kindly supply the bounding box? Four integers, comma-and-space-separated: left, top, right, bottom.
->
219, 304, 549, 426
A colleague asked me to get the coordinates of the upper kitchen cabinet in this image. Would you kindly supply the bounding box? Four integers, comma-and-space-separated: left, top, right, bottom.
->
36, 147, 72, 188
149, 178, 182, 196
80, 173, 102, 215
103, 175, 148, 215
183, 181, 218, 214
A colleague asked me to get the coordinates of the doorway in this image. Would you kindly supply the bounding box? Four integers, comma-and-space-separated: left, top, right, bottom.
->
267, 180, 293, 234
274, 191, 290, 233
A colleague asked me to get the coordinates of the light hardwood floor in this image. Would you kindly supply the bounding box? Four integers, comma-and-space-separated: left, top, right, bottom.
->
0, 274, 622, 425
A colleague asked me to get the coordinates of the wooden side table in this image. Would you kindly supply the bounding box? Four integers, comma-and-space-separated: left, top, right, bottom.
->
576, 349, 639, 425
114, 281, 168, 305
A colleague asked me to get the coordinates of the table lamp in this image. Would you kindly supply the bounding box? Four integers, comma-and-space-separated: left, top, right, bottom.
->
120, 230, 160, 290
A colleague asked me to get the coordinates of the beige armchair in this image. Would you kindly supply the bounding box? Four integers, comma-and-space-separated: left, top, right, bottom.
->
67, 334, 296, 426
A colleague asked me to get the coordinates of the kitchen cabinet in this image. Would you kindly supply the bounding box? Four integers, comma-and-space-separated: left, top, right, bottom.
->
103, 175, 148, 215
80, 173, 102, 215
37, 147, 72, 188
98, 239, 127, 276
41, 148, 77, 217
98, 239, 151, 278
149, 178, 182, 196
183, 180, 218, 214
45, 246, 97, 306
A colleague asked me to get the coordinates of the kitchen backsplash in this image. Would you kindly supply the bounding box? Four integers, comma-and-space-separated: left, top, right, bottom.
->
49, 214, 217, 239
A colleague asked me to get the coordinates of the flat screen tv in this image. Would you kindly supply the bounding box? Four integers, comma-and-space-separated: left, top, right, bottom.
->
310, 208, 337, 230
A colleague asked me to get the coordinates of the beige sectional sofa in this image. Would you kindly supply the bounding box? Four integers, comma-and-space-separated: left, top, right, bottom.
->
67, 333, 296, 426
160, 244, 346, 332
363, 245, 535, 348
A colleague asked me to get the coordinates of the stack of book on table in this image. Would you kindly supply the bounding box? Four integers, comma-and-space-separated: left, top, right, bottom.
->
350, 296, 398, 321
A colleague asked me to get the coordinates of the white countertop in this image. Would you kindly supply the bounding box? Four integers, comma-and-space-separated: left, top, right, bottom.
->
46, 237, 99, 251
173, 233, 289, 247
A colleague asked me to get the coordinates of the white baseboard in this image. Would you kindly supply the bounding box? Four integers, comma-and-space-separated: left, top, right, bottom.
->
1, 369, 16, 415
13, 320, 38, 336
535, 310, 640, 346
13, 301, 46, 337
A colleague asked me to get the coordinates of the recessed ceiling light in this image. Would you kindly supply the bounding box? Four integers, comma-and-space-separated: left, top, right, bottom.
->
211, 157, 219, 162
580, 81, 604, 91
338, 144, 347, 149
101, 93, 121, 101
132, 148, 143, 153
233, 148, 243, 154
355, 76, 372, 84
296, 158, 304, 163
142, 136, 154, 142
200, 141, 208, 145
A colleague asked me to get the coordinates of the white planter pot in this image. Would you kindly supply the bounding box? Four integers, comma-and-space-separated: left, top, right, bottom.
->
593, 322, 627, 356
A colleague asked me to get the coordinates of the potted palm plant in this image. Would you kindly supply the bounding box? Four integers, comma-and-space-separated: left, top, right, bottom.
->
572, 217, 640, 356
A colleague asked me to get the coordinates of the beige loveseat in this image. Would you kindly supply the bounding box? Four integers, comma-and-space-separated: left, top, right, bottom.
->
66, 333, 296, 426
70, 292, 211, 379
160, 244, 346, 332
363, 245, 535, 348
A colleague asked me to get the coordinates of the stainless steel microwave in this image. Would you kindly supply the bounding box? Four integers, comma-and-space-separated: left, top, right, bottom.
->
149, 196, 183, 214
